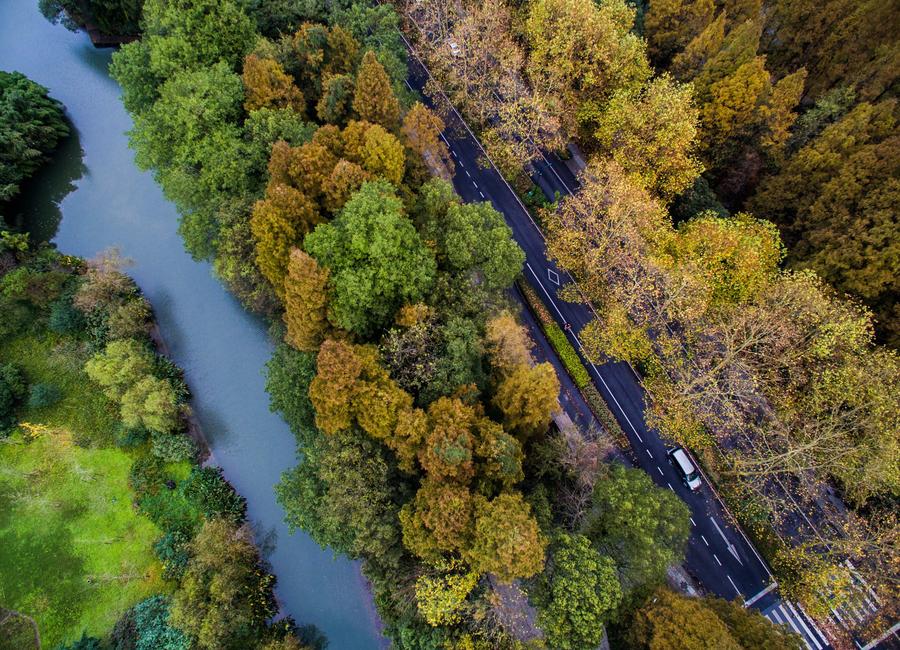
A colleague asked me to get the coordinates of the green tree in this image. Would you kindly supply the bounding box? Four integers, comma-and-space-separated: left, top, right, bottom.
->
582, 465, 691, 597
416, 179, 525, 290
595, 75, 703, 199
533, 533, 622, 650
129, 62, 251, 246
0, 363, 26, 433
119, 375, 180, 433
140, 0, 256, 79
316, 73, 355, 126
304, 181, 436, 337
0, 71, 69, 204
276, 427, 403, 567
111, 595, 191, 650
40, 0, 144, 35
265, 344, 317, 444
466, 492, 547, 582
283, 248, 330, 352
170, 519, 276, 650
352, 50, 401, 131
84, 339, 154, 401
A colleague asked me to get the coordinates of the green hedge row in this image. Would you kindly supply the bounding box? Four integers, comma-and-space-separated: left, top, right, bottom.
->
543, 322, 591, 388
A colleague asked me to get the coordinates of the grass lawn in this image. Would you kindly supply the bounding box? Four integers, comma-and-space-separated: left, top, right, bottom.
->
0, 333, 167, 648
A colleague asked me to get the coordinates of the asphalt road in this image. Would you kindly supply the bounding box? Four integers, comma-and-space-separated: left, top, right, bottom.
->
399, 40, 832, 650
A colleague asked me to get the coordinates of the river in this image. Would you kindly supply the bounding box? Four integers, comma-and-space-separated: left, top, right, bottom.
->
0, 1, 386, 647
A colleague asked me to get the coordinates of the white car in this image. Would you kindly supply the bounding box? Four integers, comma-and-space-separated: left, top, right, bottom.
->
668, 446, 702, 491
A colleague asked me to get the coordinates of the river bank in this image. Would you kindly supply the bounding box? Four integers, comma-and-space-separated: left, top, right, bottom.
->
0, 1, 387, 646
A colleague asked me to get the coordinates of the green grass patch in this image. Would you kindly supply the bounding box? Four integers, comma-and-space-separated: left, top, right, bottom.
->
2, 332, 119, 447
0, 332, 167, 647
0, 432, 166, 648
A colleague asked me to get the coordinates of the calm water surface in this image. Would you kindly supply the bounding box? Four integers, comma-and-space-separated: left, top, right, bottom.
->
0, 2, 385, 647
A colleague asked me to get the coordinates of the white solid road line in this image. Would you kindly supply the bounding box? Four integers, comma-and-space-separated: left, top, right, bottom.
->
524, 263, 645, 444
727, 575, 742, 597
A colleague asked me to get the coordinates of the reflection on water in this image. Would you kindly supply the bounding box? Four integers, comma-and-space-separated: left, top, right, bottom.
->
6, 123, 86, 242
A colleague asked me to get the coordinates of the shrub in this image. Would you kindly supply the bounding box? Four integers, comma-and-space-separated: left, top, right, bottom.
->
48, 293, 85, 334
107, 297, 152, 340
27, 382, 62, 409
115, 423, 151, 448
582, 384, 629, 448
139, 489, 202, 536
153, 531, 192, 581
0, 362, 27, 432
111, 595, 191, 650
129, 454, 166, 499
183, 466, 247, 525
544, 323, 590, 388
150, 430, 197, 463
153, 356, 191, 404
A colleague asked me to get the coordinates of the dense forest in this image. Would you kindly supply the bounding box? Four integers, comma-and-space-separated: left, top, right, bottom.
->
96, 0, 809, 647
403, 0, 898, 635
19, 0, 895, 647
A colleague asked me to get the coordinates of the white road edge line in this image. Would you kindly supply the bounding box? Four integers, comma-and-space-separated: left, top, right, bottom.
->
727, 575, 742, 597
525, 262, 644, 444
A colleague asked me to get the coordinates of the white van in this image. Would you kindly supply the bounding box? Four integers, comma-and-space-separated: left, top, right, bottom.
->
668, 447, 702, 491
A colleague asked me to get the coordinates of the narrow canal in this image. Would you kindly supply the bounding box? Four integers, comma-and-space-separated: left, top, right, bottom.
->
0, 1, 386, 647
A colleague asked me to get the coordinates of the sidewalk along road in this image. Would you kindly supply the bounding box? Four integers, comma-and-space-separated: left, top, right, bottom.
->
399, 40, 832, 650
